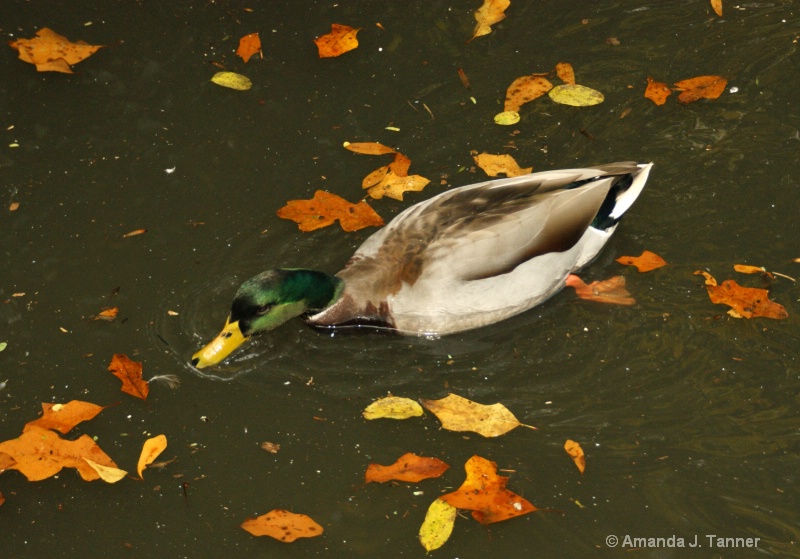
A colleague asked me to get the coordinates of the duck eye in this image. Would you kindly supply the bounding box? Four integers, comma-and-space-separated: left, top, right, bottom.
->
256, 304, 274, 316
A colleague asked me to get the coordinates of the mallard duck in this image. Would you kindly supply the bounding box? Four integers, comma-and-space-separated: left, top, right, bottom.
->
192, 161, 653, 368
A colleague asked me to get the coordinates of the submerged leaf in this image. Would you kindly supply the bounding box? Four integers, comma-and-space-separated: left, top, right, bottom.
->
363, 396, 424, 420
277, 190, 384, 232
565, 275, 636, 305
420, 393, 532, 437
419, 498, 457, 551
241, 509, 324, 542
366, 452, 449, 483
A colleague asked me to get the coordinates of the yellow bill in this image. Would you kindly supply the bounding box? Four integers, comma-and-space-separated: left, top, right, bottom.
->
191, 317, 248, 368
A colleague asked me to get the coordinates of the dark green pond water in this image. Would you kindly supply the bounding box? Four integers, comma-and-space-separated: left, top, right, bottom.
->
2, 1, 799, 557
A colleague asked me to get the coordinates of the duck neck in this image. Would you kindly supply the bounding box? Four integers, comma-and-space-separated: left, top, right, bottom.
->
280, 268, 343, 312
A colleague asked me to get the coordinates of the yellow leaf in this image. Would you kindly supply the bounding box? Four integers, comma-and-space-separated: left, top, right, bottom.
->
469, 0, 511, 42
473, 153, 532, 177
137, 434, 167, 478
420, 393, 534, 437
210, 71, 252, 91
419, 498, 457, 552
548, 84, 605, 106
83, 458, 128, 483
493, 110, 520, 125
363, 396, 424, 420
564, 439, 586, 474
366, 171, 430, 201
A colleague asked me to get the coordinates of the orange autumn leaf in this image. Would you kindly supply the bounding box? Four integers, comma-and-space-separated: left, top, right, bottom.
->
474, 153, 532, 178
92, 306, 119, 321
565, 275, 636, 305
8, 28, 104, 73
344, 141, 396, 155
366, 171, 430, 201
440, 455, 537, 524
711, 0, 723, 17
675, 75, 727, 104
616, 250, 667, 272
564, 439, 586, 474
0, 425, 119, 481
236, 32, 262, 63
314, 24, 360, 58
25, 401, 106, 434
555, 62, 576, 85
644, 76, 671, 106
366, 452, 450, 483
0, 452, 17, 471
241, 509, 324, 542
693, 271, 788, 319
504, 75, 553, 112
137, 434, 167, 478
733, 264, 774, 278
469, 0, 511, 42
277, 190, 384, 232
108, 353, 149, 400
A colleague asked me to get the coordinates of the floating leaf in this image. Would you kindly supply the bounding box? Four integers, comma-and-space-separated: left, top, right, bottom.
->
674, 75, 727, 104
211, 71, 252, 91
9, 28, 103, 73
419, 498, 457, 552
366, 452, 449, 483
108, 353, 149, 400
733, 264, 770, 276
693, 271, 788, 319
503, 75, 553, 112
420, 393, 532, 437
616, 250, 667, 272
236, 32, 261, 63
84, 458, 127, 483
564, 439, 585, 474
366, 171, 430, 201
565, 275, 636, 305
277, 190, 384, 232
474, 153, 532, 177
241, 509, 324, 542
92, 306, 119, 321
314, 24, 360, 58
440, 455, 537, 524
711, 0, 723, 17
25, 401, 106, 434
0, 426, 119, 481
363, 396, 424, 420
493, 110, 520, 125
644, 76, 671, 106
555, 62, 576, 85
549, 84, 604, 107
343, 141, 396, 155
469, 0, 511, 42
137, 434, 167, 478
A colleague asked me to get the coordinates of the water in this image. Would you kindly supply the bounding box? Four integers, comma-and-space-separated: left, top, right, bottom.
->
2, 1, 799, 557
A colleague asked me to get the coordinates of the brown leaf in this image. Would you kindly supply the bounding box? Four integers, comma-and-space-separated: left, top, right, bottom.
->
565, 275, 636, 305
108, 353, 149, 400
469, 0, 511, 42
25, 401, 106, 434
366, 452, 450, 483
236, 32, 262, 63
8, 28, 103, 73
420, 393, 533, 437
504, 75, 553, 112
674, 75, 727, 104
344, 141, 396, 155
0, 425, 119, 481
314, 24, 360, 58
474, 153, 532, 177
555, 62, 576, 85
440, 455, 537, 524
644, 76, 671, 106
693, 271, 788, 319
615, 250, 667, 272
241, 509, 324, 542
564, 439, 586, 474
277, 190, 384, 232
